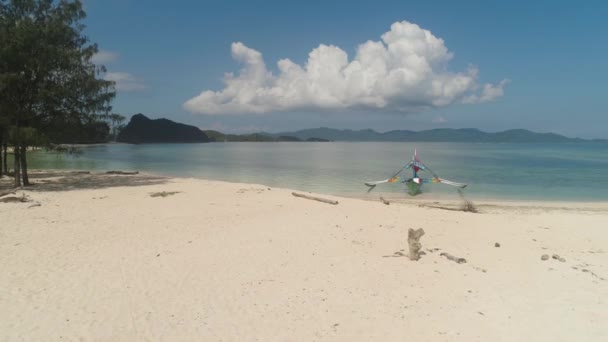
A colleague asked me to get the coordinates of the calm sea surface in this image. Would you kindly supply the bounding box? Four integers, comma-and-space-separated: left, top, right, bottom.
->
28, 142, 608, 201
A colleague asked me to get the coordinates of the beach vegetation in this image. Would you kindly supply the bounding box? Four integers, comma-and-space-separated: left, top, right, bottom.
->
107, 113, 126, 141
0, 0, 115, 186
0, 115, 8, 177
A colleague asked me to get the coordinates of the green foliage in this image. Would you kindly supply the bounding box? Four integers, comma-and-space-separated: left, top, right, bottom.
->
107, 113, 126, 141
118, 114, 209, 143
8, 125, 46, 146
0, 0, 115, 142
0, 0, 116, 184
43, 115, 110, 143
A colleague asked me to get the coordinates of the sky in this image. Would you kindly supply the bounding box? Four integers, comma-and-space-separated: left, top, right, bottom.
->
83, 0, 608, 138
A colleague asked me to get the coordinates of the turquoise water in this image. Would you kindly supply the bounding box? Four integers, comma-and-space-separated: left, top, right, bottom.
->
27, 142, 608, 201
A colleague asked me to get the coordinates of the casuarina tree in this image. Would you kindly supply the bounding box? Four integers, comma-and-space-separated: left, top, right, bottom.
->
0, 0, 115, 186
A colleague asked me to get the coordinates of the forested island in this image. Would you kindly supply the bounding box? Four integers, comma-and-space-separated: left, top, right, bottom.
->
117, 114, 209, 143
116, 114, 605, 144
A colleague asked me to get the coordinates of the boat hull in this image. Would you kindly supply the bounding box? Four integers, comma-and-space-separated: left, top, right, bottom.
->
407, 181, 422, 196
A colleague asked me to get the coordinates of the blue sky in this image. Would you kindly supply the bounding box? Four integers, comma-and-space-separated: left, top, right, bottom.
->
83, 0, 608, 138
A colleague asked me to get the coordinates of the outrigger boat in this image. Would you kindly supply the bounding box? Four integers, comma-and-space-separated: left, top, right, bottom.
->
365, 149, 467, 196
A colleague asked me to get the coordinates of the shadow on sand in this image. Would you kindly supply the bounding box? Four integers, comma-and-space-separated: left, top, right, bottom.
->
0, 170, 169, 192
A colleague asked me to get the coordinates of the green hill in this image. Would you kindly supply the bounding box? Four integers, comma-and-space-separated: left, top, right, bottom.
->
267, 127, 598, 143
117, 114, 209, 143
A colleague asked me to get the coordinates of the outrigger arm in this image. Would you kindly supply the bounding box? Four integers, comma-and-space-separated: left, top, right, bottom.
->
364, 153, 467, 194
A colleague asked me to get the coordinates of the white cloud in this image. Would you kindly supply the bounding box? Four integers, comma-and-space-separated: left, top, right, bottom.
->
184, 20, 508, 115
104, 72, 147, 92
463, 79, 510, 104
92, 50, 119, 64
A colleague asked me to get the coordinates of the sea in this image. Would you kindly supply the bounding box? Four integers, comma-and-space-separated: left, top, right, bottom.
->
27, 142, 608, 201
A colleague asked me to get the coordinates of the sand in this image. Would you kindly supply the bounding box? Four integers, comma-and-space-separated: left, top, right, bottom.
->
1, 171, 607, 341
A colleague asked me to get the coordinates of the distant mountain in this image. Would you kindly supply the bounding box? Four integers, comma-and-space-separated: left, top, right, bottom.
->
117, 114, 209, 143
267, 127, 603, 143
203, 130, 329, 142
203, 130, 275, 142
116, 114, 604, 144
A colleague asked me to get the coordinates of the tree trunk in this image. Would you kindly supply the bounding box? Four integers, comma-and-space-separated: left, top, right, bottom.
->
2, 143, 7, 175
14, 145, 21, 187
20, 145, 29, 186
0, 134, 3, 178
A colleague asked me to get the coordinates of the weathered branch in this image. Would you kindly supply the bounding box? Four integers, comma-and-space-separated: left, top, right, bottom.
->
0, 188, 19, 198
150, 191, 180, 198
380, 196, 390, 205
408, 228, 425, 261
0, 195, 30, 203
106, 170, 139, 175
440, 252, 467, 264
291, 192, 339, 205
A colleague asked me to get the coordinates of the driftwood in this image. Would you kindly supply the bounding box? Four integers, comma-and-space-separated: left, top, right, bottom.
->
0, 195, 30, 203
379, 196, 390, 205
408, 228, 425, 261
70, 171, 91, 174
440, 252, 467, 264
291, 192, 338, 205
106, 170, 139, 175
0, 188, 18, 198
150, 191, 181, 198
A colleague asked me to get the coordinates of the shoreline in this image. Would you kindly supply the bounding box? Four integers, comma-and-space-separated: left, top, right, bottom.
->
5, 168, 607, 209
25, 141, 608, 203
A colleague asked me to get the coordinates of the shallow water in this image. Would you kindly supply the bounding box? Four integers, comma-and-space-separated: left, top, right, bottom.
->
27, 142, 608, 201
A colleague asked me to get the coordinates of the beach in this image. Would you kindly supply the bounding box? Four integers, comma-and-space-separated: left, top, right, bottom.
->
1, 171, 607, 341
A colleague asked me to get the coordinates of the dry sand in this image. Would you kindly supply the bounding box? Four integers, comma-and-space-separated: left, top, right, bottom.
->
1, 171, 607, 341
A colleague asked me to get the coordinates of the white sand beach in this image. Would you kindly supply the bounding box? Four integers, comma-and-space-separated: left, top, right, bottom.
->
1, 171, 607, 341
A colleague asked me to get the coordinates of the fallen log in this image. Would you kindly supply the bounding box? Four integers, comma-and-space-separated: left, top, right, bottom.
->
291, 192, 338, 205
440, 252, 467, 264
0, 195, 30, 203
106, 170, 139, 175
0, 188, 19, 198
408, 228, 425, 261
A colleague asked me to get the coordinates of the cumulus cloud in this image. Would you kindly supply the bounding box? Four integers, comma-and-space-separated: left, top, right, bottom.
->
104, 72, 147, 92
184, 20, 508, 115
92, 50, 119, 64
462, 79, 510, 104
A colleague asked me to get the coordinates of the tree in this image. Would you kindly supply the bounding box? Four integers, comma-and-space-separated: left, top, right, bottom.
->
0, 115, 7, 177
0, 0, 115, 186
44, 115, 111, 144
108, 113, 125, 141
